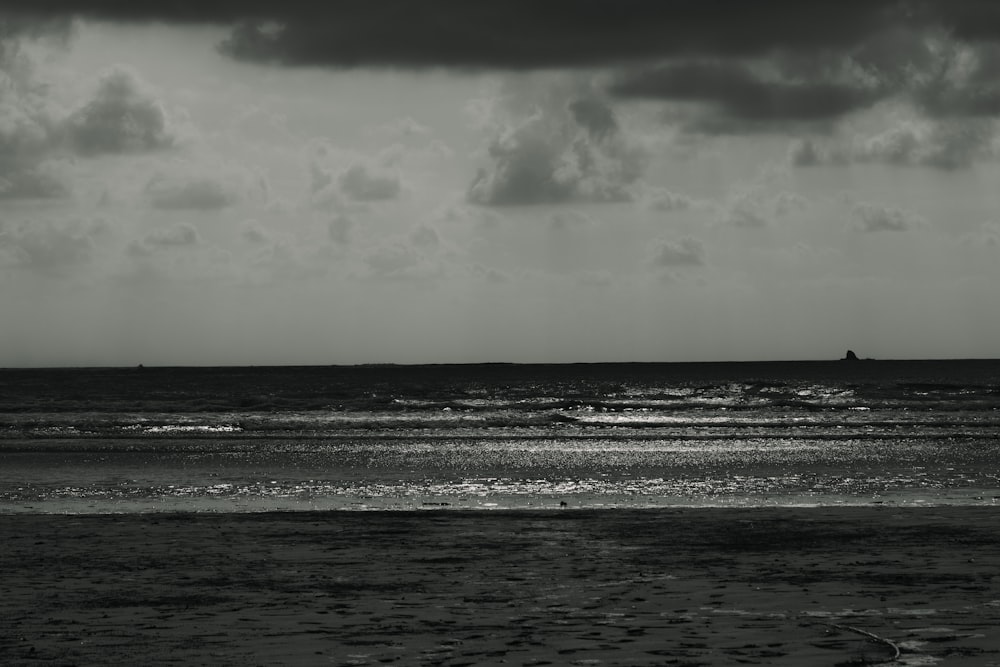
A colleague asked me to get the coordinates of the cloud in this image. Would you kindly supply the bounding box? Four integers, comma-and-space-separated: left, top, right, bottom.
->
127, 222, 199, 257
0, 219, 97, 272
547, 211, 595, 231
241, 222, 269, 244
145, 174, 238, 210
0, 2, 914, 69
792, 117, 997, 170
65, 66, 175, 156
365, 116, 430, 141
788, 138, 826, 167
715, 171, 809, 228
140, 157, 265, 210
852, 202, 921, 232
864, 122, 935, 165
207, 2, 911, 69
773, 191, 807, 216
723, 200, 769, 228
908, 41, 1000, 118
958, 221, 1000, 247
363, 241, 445, 282
328, 213, 352, 244
147, 223, 199, 246
0, 84, 55, 158
567, 97, 618, 139
148, 222, 199, 247
610, 61, 880, 130
0, 162, 70, 199
719, 190, 769, 229
638, 184, 700, 212
468, 81, 645, 206
410, 224, 439, 248
364, 243, 420, 277
361, 225, 452, 282
651, 236, 705, 267
338, 162, 401, 201
0, 22, 73, 199
15, 3, 1000, 137
648, 191, 694, 212
0, 11, 72, 43
0, 27, 186, 202
918, 120, 997, 169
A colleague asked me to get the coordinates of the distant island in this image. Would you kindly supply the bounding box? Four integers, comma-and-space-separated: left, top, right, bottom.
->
842, 350, 875, 361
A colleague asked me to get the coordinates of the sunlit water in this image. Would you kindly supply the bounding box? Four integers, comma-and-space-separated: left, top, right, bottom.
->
2, 361, 999, 513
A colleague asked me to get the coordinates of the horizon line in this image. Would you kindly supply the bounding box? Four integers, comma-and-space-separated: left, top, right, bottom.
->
3, 357, 1000, 371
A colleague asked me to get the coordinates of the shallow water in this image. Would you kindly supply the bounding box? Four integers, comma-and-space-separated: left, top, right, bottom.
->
2, 360, 999, 513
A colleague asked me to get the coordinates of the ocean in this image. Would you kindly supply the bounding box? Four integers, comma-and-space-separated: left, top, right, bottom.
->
2, 360, 999, 513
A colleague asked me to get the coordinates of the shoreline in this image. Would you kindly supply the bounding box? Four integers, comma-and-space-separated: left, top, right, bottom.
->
4, 487, 999, 515
3, 506, 999, 666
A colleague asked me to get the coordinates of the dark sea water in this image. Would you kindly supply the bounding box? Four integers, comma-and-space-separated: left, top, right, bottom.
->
2, 360, 999, 513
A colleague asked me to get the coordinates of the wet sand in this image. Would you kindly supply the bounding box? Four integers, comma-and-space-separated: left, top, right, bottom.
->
1, 507, 998, 666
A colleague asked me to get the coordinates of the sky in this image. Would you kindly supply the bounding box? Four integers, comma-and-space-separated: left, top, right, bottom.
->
2, 1, 1000, 366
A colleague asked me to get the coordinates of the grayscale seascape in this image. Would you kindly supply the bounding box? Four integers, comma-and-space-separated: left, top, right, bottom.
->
5, 2, 1000, 664
3, 360, 999, 514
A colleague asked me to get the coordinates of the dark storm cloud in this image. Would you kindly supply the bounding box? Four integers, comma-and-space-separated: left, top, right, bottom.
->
217, 1, 904, 69
0, 11, 73, 42
0, 1, 938, 68
611, 61, 882, 129
11, 1, 1000, 130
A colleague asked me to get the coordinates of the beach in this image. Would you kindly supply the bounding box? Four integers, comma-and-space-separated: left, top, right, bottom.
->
2, 507, 998, 666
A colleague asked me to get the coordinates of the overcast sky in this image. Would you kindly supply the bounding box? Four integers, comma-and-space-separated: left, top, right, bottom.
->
3, 1, 1000, 365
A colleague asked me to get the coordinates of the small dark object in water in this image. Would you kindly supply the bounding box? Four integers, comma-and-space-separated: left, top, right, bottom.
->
559, 501, 568, 508
842, 350, 859, 361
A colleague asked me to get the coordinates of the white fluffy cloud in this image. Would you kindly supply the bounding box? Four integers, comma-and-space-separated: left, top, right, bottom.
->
717, 178, 807, 229
855, 119, 996, 169
306, 142, 404, 206
852, 202, 922, 232
650, 236, 705, 267
65, 66, 175, 156
0, 219, 100, 272
338, 162, 401, 201
0, 33, 69, 200
0, 44, 180, 203
145, 175, 238, 210
362, 224, 453, 281
147, 223, 199, 247
790, 117, 998, 170
645, 188, 696, 212
127, 223, 200, 257
0, 162, 70, 199
467, 79, 646, 206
